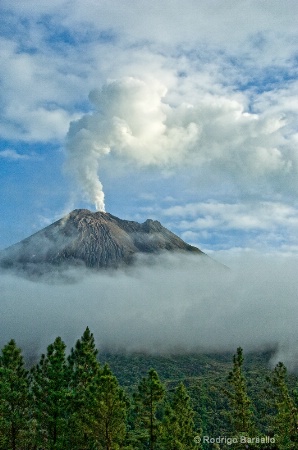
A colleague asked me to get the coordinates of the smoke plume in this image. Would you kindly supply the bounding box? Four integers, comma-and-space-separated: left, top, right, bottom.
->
65, 77, 292, 211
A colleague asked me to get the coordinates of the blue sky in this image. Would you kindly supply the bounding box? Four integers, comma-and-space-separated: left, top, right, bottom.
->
1, 0, 298, 264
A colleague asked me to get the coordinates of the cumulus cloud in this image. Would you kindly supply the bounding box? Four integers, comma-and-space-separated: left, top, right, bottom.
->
1, 252, 298, 371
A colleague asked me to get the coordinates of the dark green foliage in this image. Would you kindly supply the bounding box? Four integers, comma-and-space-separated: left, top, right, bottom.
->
2, 332, 298, 450
162, 382, 199, 450
133, 368, 165, 450
30, 336, 69, 449
94, 364, 128, 450
225, 347, 255, 434
267, 362, 298, 449
67, 326, 101, 449
223, 347, 260, 449
0, 339, 29, 450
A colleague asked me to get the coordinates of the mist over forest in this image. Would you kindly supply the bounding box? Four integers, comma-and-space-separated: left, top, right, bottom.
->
1, 251, 297, 370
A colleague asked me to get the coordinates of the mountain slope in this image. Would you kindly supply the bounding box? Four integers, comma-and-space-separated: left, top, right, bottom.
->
0, 209, 205, 271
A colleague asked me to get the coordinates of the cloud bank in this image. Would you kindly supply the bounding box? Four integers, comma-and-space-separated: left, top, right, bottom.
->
1, 252, 298, 371
1, 0, 298, 144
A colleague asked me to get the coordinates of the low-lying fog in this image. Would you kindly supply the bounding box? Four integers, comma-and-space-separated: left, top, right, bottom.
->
1, 251, 297, 370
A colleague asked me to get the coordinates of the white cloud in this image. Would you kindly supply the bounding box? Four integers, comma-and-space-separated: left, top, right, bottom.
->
0, 35, 86, 141
5, 0, 297, 54
0, 0, 297, 146
65, 76, 297, 211
1, 252, 298, 370
160, 200, 298, 254
0, 149, 30, 160
163, 201, 298, 231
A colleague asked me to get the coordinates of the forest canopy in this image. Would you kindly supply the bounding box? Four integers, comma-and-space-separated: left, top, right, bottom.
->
1, 328, 298, 449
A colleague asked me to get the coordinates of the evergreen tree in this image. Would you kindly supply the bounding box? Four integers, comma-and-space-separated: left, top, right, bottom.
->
224, 347, 256, 447
267, 362, 298, 449
0, 339, 29, 450
94, 364, 127, 450
133, 368, 165, 450
67, 327, 101, 449
162, 382, 199, 450
30, 336, 69, 449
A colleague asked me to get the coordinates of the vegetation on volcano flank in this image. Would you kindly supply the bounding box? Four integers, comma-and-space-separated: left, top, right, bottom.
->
1, 330, 298, 449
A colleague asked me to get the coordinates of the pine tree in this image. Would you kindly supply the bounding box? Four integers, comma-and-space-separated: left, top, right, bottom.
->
30, 336, 70, 449
267, 362, 298, 449
224, 347, 256, 448
67, 327, 101, 449
133, 368, 165, 450
0, 339, 29, 450
94, 364, 127, 450
162, 382, 199, 450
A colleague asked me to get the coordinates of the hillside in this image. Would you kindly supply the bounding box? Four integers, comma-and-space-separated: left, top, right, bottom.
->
0, 209, 205, 272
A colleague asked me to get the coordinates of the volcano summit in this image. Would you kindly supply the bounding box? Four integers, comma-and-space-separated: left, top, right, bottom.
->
0, 209, 205, 273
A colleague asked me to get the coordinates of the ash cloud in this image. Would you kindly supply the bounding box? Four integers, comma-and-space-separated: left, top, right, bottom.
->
1, 252, 298, 371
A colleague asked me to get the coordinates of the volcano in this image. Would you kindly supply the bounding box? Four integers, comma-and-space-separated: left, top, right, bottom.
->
0, 209, 206, 273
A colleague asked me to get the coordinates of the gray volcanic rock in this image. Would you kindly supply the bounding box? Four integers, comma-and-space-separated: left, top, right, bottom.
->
0, 209, 205, 272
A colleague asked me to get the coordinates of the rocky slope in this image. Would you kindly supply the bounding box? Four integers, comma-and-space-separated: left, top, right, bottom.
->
0, 209, 205, 271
